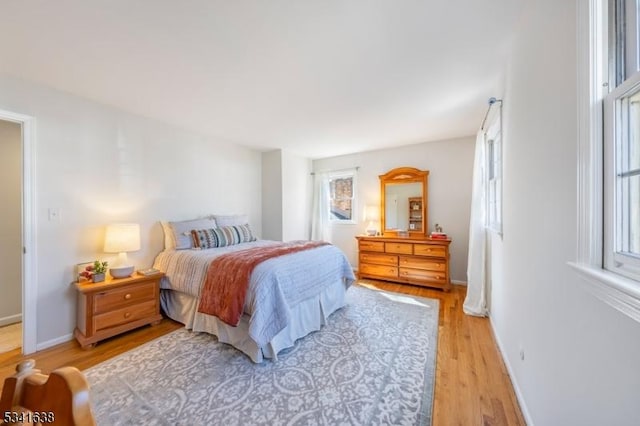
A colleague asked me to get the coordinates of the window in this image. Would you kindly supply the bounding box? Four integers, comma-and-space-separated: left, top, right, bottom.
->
573, 0, 640, 323
605, 0, 640, 282
485, 107, 503, 234
328, 171, 356, 223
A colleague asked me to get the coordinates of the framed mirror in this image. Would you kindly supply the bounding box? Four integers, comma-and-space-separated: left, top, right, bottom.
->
380, 167, 429, 237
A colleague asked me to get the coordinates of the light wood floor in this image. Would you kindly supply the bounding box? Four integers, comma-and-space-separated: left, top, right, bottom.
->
0, 282, 525, 425
0, 322, 22, 354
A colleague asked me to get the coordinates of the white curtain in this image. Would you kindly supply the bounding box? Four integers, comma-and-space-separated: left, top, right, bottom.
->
464, 130, 488, 316
311, 172, 331, 242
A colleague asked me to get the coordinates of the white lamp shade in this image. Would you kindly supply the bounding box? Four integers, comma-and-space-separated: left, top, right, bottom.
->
104, 223, 141, 253
365, 205, 379, 221
364, 205, 379, 236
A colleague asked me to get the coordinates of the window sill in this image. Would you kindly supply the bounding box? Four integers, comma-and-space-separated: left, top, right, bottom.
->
568, 262, 640, 323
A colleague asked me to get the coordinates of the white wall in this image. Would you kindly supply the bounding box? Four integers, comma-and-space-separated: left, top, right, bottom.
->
0, 75, 262, 348
489, 1, 640, 425
281, 150, 312, 241
261, 150, 283, 241
313, 136, 475, 283
0, 119, 22, 325
261, 149, 312, 241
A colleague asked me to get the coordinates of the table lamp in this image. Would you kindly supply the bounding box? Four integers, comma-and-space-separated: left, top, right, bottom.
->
365, 205, 379, 236
104, 223, 141, 278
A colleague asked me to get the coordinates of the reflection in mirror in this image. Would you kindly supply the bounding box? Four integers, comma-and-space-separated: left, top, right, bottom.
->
384, 182, 422, 231
379, 167, 429, 236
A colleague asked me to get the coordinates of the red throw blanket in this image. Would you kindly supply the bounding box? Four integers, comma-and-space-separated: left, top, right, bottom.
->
197, 240, 330, 326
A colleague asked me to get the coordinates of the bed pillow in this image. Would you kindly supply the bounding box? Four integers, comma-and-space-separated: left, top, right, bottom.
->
160, 221, 174, 250
191, 224, 257, 249
212, 214, 250, 228
167, 218, 218, 250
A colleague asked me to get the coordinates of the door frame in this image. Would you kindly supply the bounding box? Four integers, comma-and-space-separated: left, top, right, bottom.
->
0, 109, 37, 354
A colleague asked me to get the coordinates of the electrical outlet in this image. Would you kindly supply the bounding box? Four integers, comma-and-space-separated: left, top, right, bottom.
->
48, 208, 60, 222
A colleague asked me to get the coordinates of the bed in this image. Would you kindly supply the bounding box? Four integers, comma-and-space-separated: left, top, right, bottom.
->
153, 224, 355, 363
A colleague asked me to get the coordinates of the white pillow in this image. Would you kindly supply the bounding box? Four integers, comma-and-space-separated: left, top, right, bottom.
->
212, 214, 249, 227
167, 218, 217, 250
160, 221, 174, 250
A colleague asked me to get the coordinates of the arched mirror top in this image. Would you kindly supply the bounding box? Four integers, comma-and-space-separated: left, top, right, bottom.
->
380, 167, 429, 237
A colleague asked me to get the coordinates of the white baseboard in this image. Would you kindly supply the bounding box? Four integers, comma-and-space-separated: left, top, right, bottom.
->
451, 279, 467, 286
0, 313, 22, 327
488, 315, 535, 426
36, 333, 73, 352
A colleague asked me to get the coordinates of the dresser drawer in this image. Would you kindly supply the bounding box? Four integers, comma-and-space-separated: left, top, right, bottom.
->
360, 253, 398, 266
93, 282, 156, 314
94, 299, 157, 332
399, 256, 446, 271
360, 263, 398, 278
413, 244, 447, 258
359, 240, 385, 252
385, 242, 413, 254
399, 268, 447, 283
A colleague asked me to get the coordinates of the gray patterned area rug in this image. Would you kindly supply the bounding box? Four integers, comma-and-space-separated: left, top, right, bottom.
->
85, 285, 439, 425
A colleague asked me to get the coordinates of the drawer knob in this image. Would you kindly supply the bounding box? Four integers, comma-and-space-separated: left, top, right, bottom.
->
124, 312, 131, 319
124, 293, 132, 300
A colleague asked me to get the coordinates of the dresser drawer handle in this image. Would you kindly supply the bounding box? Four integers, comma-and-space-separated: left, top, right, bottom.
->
124, 293, 132, 300
124, 312, 132, 319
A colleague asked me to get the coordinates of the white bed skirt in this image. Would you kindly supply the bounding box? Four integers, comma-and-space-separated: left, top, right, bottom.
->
160, 279, 348, 363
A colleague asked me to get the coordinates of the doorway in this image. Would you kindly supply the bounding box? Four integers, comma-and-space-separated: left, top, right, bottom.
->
0, 110, 36, 355
0, 119, 22, 354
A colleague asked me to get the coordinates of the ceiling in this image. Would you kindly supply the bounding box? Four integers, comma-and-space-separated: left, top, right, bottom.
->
0, 1, 523, 159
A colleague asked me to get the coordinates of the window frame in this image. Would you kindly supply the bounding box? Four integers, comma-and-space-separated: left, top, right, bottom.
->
572, 0, 640, 323
327, 170, 357, 225
604, 72, 640, 281
485, 112, 503, 235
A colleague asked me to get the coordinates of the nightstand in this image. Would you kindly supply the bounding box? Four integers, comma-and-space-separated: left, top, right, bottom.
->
73, 273, 164, 349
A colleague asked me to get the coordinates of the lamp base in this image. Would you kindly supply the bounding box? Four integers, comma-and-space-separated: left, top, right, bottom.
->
109, 265, 134, 279
366, 229, 377, 236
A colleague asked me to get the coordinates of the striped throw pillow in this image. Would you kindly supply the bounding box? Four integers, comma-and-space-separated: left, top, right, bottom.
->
190, 224, 257, 249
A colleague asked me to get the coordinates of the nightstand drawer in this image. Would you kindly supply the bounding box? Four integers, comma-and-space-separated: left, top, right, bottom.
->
94, 300, 157, 332
94, 282, 155, 314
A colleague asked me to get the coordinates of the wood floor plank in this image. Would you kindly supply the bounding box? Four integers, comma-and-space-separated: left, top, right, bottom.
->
0, 282, 525, 425
0, 323, 21, 353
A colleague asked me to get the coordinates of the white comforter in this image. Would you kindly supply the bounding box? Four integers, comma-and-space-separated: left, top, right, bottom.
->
153, 240, 355, 346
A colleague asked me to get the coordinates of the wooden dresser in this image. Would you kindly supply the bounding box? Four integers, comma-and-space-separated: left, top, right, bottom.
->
356, 235, 451, 291
74, 273, 164, 349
